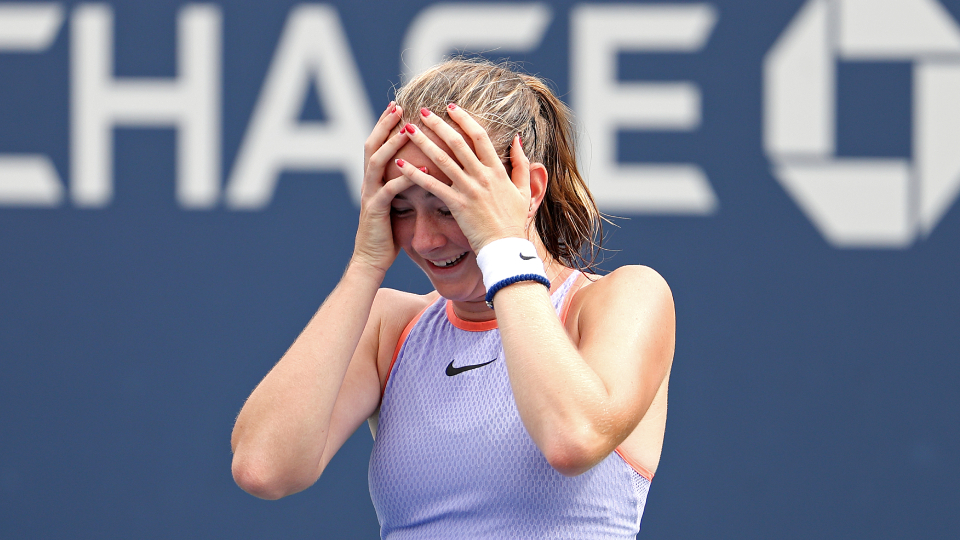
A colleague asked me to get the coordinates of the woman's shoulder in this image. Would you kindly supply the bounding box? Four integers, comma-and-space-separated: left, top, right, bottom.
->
568, 265, 674, 331
374, 288, 440, 333
374, 287, 439, 308
582, 264, 671, 301
372, 288, 441, 380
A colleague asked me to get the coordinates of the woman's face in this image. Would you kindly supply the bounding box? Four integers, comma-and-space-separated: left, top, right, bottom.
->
384, 127, 487, 303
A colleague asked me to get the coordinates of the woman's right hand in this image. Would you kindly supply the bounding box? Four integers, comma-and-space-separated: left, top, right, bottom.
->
353, 102, 414, 274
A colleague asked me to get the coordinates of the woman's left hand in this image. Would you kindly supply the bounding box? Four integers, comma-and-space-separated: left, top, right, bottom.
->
394, 105, 534, 252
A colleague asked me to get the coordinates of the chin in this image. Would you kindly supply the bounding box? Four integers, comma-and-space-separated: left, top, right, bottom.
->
418, 265, 485, 301
443, 285, 486, 303
425, 275, 485, 302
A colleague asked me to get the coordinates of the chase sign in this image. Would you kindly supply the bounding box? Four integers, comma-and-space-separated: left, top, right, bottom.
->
1, 0, 959, 250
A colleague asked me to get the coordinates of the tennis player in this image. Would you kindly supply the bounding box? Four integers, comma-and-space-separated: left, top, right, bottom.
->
231, 59, 675, 539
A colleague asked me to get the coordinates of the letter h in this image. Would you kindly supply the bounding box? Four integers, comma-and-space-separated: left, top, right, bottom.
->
71, 4, 221, 208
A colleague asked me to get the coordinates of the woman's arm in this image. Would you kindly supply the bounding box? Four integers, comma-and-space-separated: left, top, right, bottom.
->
231, 263, 384, 499
230, 102, 416, 499
492, 266, 675, 476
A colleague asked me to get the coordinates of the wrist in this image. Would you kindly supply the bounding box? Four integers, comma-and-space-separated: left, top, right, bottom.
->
476, 238, 550, 308
346, 255, 389, 284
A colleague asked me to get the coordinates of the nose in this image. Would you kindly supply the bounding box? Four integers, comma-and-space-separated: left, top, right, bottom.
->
410, 213, 446, 255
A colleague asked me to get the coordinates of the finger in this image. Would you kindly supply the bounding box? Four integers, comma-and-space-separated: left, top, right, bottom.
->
364, 174, 415, 221
509, 134, 532, 199
395, 157, 460, 207
374, 104, 402, 136
413, 107, 492, 177
376, 101, 395, 123
370, 174, 414, 209
370, 127, 410, 175
400, 122, 468, 185
362, 128, 409, 196
413, 107, 484, 176
364, 104, 403, 165
444, 103, 502, 169
378, 102, 401, 127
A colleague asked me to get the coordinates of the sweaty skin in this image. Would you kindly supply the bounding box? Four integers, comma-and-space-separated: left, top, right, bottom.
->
229, 100, 674, 499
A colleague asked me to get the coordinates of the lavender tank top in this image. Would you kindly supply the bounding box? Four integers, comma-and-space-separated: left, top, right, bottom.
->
368, 270, 651, 539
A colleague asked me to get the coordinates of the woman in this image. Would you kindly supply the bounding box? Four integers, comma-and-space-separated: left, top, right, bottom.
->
230, 59, 675, 538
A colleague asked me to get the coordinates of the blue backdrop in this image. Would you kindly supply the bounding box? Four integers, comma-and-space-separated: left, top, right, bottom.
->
1, 0, 958, 538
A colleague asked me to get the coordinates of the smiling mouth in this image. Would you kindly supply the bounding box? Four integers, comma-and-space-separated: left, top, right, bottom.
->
429, 252, 468, 268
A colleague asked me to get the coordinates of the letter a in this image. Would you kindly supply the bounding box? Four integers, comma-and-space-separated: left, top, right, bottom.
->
226, 5, 373, 209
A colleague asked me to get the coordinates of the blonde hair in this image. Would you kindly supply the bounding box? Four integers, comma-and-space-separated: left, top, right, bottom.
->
394, 58, 603, 272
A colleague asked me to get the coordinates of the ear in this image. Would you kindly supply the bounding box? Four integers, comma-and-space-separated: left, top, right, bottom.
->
527, 162, 548, 219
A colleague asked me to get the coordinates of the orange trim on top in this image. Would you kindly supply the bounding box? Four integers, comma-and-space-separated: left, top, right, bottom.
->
615, 448, 655, 481
446, 301, 498, 332
444, 267, 577, 332
549, 267, 574, 295
381, 301, 433, 397
559, 272, 590, 325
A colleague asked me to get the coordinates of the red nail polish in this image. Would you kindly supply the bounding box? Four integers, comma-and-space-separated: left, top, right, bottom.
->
406, 124, 417, 134
419, 166, 428, 174
390, 104, 397, 114
447, 103, 457, 110
396, 158, 405, 168
420, 108, 431, 117
518, 135, 522, 145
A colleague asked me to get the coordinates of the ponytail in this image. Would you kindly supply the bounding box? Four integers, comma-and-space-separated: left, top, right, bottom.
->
520, 75, 603, 273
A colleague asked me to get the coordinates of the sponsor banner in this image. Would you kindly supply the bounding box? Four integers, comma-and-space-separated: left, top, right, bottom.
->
1, 1, 957, 538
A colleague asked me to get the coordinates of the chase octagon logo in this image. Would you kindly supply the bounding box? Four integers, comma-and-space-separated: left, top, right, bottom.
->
764, 0, 960, 248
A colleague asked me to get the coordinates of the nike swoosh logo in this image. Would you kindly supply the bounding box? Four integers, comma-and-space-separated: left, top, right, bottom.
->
445, 357, 497, 376
519, 252, 536, 260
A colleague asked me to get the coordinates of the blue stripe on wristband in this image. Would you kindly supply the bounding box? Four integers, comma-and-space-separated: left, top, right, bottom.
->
484, 273, 552, 309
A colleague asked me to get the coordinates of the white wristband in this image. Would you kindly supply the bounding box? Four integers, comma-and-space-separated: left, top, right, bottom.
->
476, 238, 550, 308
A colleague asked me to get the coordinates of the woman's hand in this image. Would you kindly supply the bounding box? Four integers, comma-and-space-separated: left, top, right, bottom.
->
394, 105, 534, 252
353, 102, 415, 274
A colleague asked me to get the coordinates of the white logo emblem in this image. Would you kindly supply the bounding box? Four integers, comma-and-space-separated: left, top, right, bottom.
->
764, 0, 960, 248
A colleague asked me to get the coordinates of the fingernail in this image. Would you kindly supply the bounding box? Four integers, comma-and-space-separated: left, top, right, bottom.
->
419, 166, 428, 174
405, 124, 417, 134
396, 159, 405, 168
518, 134, 522, 145
420, 108, 431, 117
447, 103, 457, 110
387, 100, 395, 111
390, 104, 397, 114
